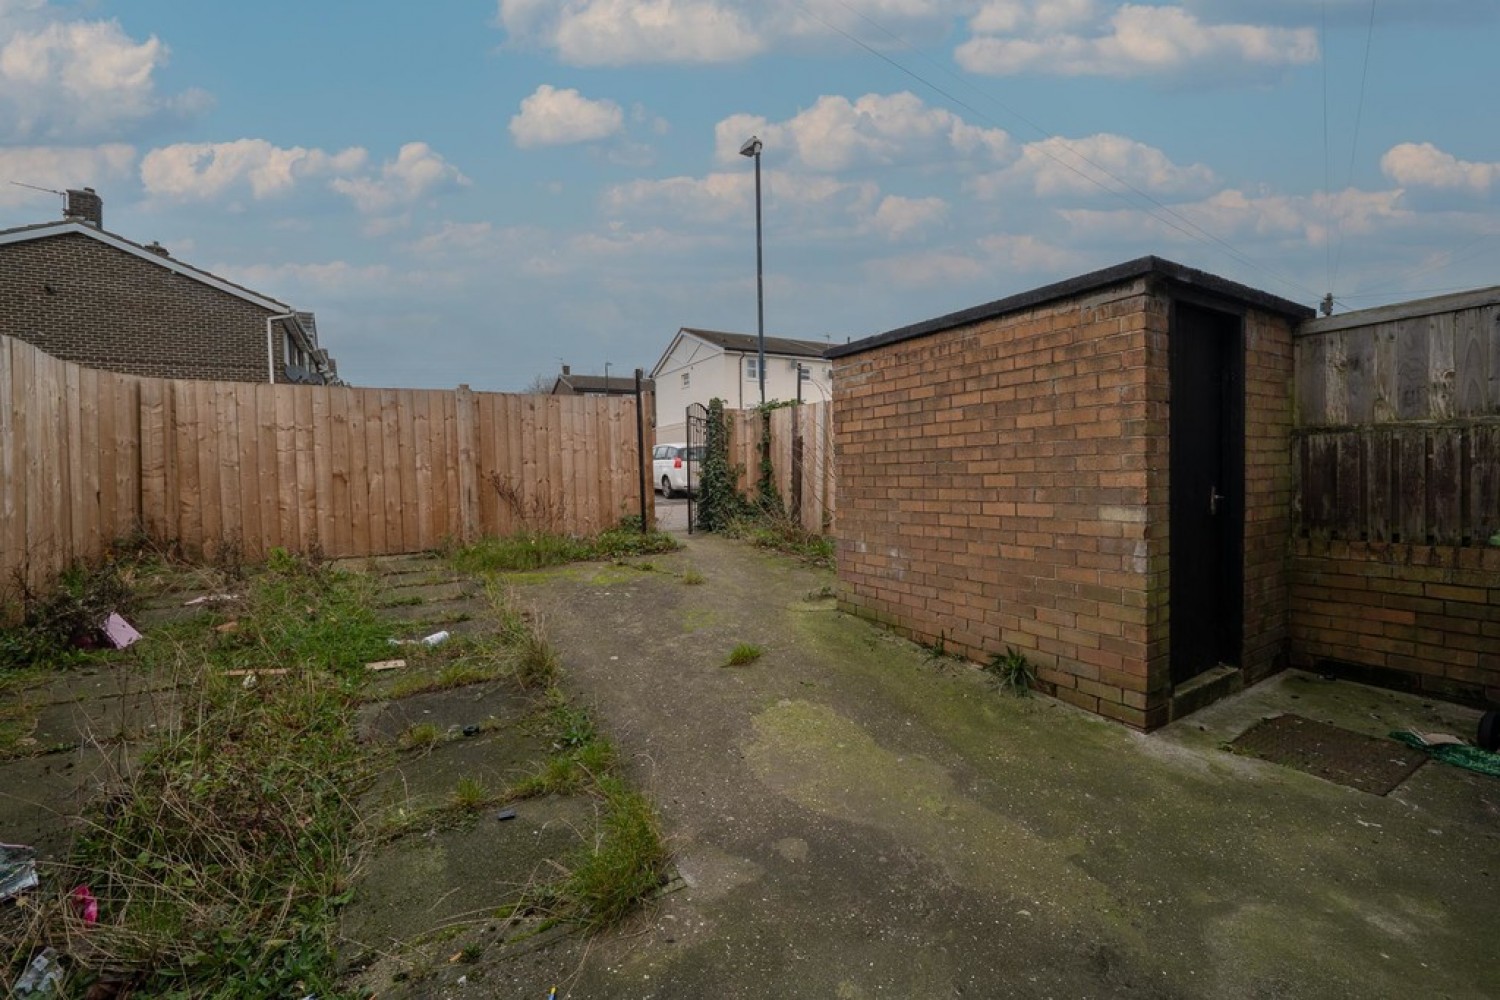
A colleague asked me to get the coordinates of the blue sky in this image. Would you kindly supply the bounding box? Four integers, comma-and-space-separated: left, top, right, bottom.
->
2, 1, 1496, 391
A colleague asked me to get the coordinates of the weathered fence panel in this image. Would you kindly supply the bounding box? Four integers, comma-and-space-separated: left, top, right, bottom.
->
1, 336, 652, 593
1293, 293, 1499, 545
724, 402, 835, 533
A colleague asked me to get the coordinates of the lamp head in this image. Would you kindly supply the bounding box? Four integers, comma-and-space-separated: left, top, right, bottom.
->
739, 136, 762, 158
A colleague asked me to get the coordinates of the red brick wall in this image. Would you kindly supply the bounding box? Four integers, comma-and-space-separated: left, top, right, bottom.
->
833, 279, 1299, 729
0, 232, 287, 383
1290, 540, 1500, 706
834, 279, 1160, 726
1239, 308, 1297, 683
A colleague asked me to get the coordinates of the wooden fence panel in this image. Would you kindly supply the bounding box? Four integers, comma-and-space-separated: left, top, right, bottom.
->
1, 336, 652, 594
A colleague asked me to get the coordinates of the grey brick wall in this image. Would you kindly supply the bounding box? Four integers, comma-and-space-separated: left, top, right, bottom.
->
0, 232, 291, 383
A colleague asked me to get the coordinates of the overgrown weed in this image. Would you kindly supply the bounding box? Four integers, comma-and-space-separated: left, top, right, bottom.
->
3, 548, 384, 996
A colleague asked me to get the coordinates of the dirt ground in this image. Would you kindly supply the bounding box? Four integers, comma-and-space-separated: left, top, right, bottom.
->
497, 532, 1497, 1000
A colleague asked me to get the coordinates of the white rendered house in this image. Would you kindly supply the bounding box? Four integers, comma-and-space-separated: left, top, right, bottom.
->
651, 327, 832, 443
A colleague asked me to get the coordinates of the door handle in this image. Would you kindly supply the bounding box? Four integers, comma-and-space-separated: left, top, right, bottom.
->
1210, 486, 1225, 515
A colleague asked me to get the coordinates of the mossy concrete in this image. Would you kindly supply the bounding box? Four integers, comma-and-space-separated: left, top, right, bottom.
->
518, 532, 1498, 999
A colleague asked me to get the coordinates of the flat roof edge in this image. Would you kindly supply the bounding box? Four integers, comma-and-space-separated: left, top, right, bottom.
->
826, 255, 1314, 359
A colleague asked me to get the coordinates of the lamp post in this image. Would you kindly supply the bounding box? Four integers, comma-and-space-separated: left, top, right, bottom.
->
739, 135, 765, 406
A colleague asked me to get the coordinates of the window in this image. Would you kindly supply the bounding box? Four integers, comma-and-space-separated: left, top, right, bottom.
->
745, 357, 761, 380
681, 372, 690, 389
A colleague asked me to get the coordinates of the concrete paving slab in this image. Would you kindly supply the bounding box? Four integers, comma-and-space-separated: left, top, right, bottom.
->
0, 746, 134, 861
30, 689, 181, 747
338, 796, 596, 990
357, 682, 523, 744
360, 727, 554, 817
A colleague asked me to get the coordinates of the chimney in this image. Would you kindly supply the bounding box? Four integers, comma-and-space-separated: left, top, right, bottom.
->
144, 241, 170, 257
562, 364, 571, 376
63, 188, 103, 228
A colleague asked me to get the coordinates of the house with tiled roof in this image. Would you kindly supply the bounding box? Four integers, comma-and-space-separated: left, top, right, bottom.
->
0, 189, 339, 385
650, 327, 832, 442
549, 365, 653, 398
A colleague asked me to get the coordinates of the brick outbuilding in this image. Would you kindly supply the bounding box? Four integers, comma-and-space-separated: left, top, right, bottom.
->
828, 257, 1315, 729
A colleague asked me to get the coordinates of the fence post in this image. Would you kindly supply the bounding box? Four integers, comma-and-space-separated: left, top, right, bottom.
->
455, 384, 478, 542
635, 369, 647, 533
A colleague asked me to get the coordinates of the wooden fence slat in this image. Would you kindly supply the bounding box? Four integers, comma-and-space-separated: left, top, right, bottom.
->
374, 389, 397, 551
0, 341, 18, 585
311, 387, 335, 554
1371, 321, 1398, 423
347, 387, 370, 556
1363, 430, 1392, 542
274, 386, 299, 552
139, 379, 167, 543
411, 391, 433, 549
1345, 329, 1375, 425
1334, 430, 1364, 538
1429, 312, 1456, 421
1487, 306, 1500, 415
256, 385, 281, 556
214, 382, 241, 559
1396, 430, 1427, 543
1470, 425, 1500, 541
329, 388, 353, 555
294, 388, 317, 552
366, 389, 389, 554
1396, 317, 1430, 420
1428, 428, 1462, 544
1454, 308, 1486, 416
1305, 434, 1337, 536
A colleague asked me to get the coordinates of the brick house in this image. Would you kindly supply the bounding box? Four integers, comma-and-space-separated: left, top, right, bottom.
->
550, 365, 653, 397
828, 256, 1314, 729
0, 189, 338, 385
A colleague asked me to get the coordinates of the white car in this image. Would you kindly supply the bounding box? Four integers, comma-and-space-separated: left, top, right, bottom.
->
652, 443, 704, 497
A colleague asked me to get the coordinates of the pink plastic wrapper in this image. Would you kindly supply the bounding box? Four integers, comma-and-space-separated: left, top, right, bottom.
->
70, 884, 99, 924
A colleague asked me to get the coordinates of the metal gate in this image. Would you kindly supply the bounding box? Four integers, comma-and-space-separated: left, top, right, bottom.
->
685, 402, 708, 534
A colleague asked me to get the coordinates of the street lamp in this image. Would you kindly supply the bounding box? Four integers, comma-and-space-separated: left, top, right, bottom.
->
739, 135, 765, 406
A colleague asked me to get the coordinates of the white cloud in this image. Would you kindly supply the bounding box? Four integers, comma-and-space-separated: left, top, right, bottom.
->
140, 139, 368, 200
957, 3, 1318, 78
604, 170, 879, 229
715, 92, 1011, 172
971, 133, 1217, 198
510, 84, 625, 148
0, 3, 208, 141
498, 0, 762, 66
871, 195, 948, 240
496, 0, 964, 66
866, 232, 1081, 288
1061, 186, 1407, 247
330, 142, 469, 214
0, 143, 134, 208
1380, 142, 1498, 195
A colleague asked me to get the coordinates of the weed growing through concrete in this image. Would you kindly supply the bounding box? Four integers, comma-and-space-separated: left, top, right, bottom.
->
986, 646, 1036, 697
19, 549, 392, 997
450, 524, 678, 574
452, 776, 490, 812
399, 721, 443, 750
725, 643, 764, 667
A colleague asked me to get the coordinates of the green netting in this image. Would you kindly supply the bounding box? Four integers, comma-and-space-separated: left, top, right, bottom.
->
1390, 731, 1500, 779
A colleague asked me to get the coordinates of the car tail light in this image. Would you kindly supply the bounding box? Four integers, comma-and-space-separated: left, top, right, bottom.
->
673, 456, 683, 468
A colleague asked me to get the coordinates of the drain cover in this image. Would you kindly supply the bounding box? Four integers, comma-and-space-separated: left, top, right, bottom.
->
1230, 714, 1427, 795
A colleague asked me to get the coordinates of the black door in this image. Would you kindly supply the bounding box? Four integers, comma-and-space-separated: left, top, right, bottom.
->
1169, 302, 1244, 684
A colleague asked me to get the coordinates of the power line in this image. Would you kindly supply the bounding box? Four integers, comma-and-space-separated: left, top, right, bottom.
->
1329, 0, 1379, 294
797, 0, 1323, 303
